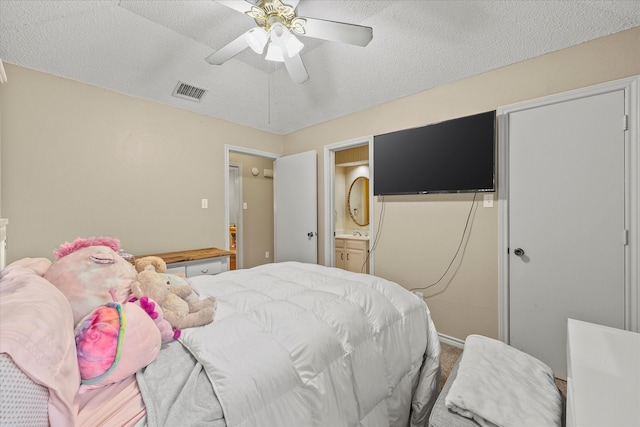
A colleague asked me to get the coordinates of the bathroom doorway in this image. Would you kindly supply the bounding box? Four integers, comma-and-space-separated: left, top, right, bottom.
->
323, 137, 374, 273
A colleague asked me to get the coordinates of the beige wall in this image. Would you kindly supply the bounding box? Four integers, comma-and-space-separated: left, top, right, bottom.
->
335, 167, 347, 232
229, 152, 274, 268
1, 27, 638, 342
0, 64, 283, 261
283, 27, 640, 340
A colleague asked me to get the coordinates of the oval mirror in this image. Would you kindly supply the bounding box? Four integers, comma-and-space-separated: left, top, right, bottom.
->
348, 176, 369, 226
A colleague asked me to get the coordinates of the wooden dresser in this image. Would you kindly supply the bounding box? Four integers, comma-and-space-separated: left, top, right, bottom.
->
137, 247, 233, 278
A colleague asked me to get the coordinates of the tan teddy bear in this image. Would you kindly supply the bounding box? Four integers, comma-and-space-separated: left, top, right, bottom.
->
131, 257, 216, 330
134, 256, 166, 275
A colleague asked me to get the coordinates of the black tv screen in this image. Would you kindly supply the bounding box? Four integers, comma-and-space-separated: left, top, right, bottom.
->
373, 110, 496, 195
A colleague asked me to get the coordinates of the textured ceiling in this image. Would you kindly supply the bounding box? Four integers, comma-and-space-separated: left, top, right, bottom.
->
1, 0, 639, 135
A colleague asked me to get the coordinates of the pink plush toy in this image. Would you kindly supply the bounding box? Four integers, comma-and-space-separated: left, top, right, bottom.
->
45, 237, 137, 326
74, 289, 161, 390
54, 236, 122, 259
129, 295, 181, 343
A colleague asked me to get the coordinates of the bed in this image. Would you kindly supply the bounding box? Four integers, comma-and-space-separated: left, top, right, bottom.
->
0, 257, 441, 427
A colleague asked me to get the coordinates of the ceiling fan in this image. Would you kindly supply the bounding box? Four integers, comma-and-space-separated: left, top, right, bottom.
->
206, 0, 373, 83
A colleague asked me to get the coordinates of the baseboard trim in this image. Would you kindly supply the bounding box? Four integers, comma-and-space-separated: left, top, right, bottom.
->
438, 333, 465, 349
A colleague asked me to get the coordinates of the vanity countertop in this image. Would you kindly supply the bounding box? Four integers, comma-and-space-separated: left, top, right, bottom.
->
336, 234, 369, 241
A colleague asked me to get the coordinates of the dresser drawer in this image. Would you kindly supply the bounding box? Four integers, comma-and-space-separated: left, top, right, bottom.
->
184, 257, 229, 277
138, 248, 232, 278
166, 265, 186, 277
346, 239, 367, 250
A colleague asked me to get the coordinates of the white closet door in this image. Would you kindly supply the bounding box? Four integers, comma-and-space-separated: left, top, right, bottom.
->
508, 89, 626, 378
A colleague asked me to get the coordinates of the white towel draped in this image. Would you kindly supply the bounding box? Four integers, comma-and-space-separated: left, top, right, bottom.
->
445, 335, 562, 427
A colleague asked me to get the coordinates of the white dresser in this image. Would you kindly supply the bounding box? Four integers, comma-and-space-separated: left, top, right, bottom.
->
566, 319, 640, 427
136, 247, 232, 278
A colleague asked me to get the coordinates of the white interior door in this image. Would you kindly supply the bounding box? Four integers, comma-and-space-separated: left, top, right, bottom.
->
507, 89, 626, 378
274, 150, 318, 263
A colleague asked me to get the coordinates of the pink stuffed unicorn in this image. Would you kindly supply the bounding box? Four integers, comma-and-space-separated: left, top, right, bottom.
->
130, 295, 181, 343
75, 289, 161, 389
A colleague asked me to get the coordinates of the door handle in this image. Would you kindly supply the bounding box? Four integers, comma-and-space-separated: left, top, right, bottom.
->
514, 248, 525, 257
307, 231, 316, 239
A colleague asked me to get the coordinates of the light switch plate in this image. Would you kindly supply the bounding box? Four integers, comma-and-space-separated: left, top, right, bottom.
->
483, 194, 494, 208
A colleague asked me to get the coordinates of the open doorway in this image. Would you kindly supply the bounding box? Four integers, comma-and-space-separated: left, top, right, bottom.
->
225, 145, 319, 269
228, 163, 241, 269
225, 145, 278, 270
323, 137, 374, 273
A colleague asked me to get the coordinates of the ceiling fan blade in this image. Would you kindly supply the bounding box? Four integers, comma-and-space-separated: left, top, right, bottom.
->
205, 31, 251, 65
214, 0, 253, 14
283, 53, 309, 84
298, 17, 372, 47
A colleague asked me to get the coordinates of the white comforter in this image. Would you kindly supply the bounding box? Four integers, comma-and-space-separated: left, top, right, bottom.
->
445, 335, 562, 427
182, 262, 441, 427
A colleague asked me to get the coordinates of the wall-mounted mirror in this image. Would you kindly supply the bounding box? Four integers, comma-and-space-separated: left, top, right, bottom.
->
348, 176, 369, 226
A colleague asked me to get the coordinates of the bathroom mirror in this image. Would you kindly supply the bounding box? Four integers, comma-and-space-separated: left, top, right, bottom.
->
348, 176, 369, 226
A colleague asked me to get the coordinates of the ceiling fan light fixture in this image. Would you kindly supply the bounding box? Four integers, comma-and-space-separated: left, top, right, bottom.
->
212, 0, 374, 83
265, 43, 285, 62
246, 27, 269, 54
268, 22, 303, 58
270, 22, 287, 41
285, 34, 304, 57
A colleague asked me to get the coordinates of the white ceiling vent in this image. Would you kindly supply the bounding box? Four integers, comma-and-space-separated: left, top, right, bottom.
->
172, 81, 207, 102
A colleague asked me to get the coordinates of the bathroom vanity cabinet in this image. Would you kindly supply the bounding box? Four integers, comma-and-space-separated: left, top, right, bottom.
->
335, 238, 369, 274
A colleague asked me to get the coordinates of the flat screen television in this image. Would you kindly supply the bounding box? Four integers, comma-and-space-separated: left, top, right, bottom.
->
373, 110, 496, 195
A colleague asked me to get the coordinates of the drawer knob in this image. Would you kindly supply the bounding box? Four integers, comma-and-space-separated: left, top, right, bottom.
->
201, 268, 209, 274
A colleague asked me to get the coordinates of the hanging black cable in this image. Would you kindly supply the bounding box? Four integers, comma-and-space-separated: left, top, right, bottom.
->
361, 195, 385, 273
410, 192, 478, 291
